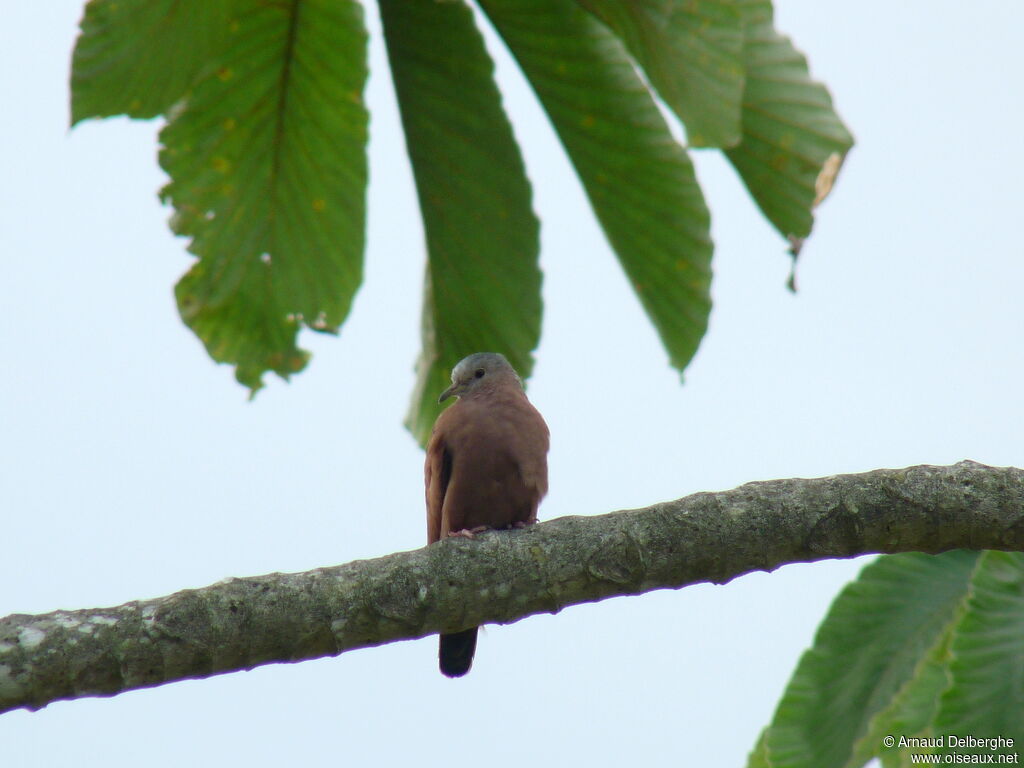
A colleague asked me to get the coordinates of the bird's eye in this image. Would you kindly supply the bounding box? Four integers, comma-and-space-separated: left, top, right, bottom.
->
474, 368, 485, 379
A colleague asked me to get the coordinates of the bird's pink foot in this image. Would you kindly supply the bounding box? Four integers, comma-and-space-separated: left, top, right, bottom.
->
448, 526, 489, 539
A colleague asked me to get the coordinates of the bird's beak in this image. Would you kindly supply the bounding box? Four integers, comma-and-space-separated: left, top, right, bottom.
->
438, 383, 459, 403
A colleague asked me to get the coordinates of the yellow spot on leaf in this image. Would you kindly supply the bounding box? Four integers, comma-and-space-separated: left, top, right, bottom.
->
223, 118, 236, 131
229, 20, 240, 33
212, 156, 230, 173
581, 114, 596, 129
217, 67, 233, 82
813, 152, 844, 208
312, 198, 326, 212
178, 294, 199, 320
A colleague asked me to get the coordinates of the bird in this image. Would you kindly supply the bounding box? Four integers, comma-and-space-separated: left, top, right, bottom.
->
424, 352, 549, 677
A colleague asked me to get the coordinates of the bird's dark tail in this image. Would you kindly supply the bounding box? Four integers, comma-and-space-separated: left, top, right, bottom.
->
439, 628, 478, 678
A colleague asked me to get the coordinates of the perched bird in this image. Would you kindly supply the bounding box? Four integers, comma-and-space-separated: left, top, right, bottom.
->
424, 352, 549, 677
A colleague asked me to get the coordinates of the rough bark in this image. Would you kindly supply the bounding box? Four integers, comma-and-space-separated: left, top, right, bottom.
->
2, 461, 1022, 714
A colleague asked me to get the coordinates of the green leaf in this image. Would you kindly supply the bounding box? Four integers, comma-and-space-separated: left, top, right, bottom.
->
855, 620, 957, 768
935, 551, 1024, 755
575, 0, 744, 147
159, 0, 368, 391
71, 0, 234, 124
752, 552, 980, 768
379, 0, 541, 446
726, 0, 854, 241
480, 0, 713, 376
748, 729, 773, 768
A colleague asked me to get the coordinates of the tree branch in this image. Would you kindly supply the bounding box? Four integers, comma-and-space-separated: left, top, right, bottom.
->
3, 461, 1022, 713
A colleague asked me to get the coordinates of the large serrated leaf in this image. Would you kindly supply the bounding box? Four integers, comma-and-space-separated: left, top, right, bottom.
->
379, 0, 542, 446
480, 0, 712, 376
751, 552, 979, 768
158, 0, 368, 391
726, 0, 854, 241
935, 551, 1024, 755
575, 0, 744, 148
71, 0, 234, 124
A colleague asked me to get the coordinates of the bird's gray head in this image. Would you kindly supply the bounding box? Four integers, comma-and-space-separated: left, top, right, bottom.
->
438, 352, 523, 403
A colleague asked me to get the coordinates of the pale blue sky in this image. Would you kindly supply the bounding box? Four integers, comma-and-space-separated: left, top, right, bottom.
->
2, 2, 1022, 766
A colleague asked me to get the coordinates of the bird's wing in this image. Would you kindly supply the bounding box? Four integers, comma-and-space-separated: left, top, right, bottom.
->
424, 412, 452, 545
513, 399, 550, 501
